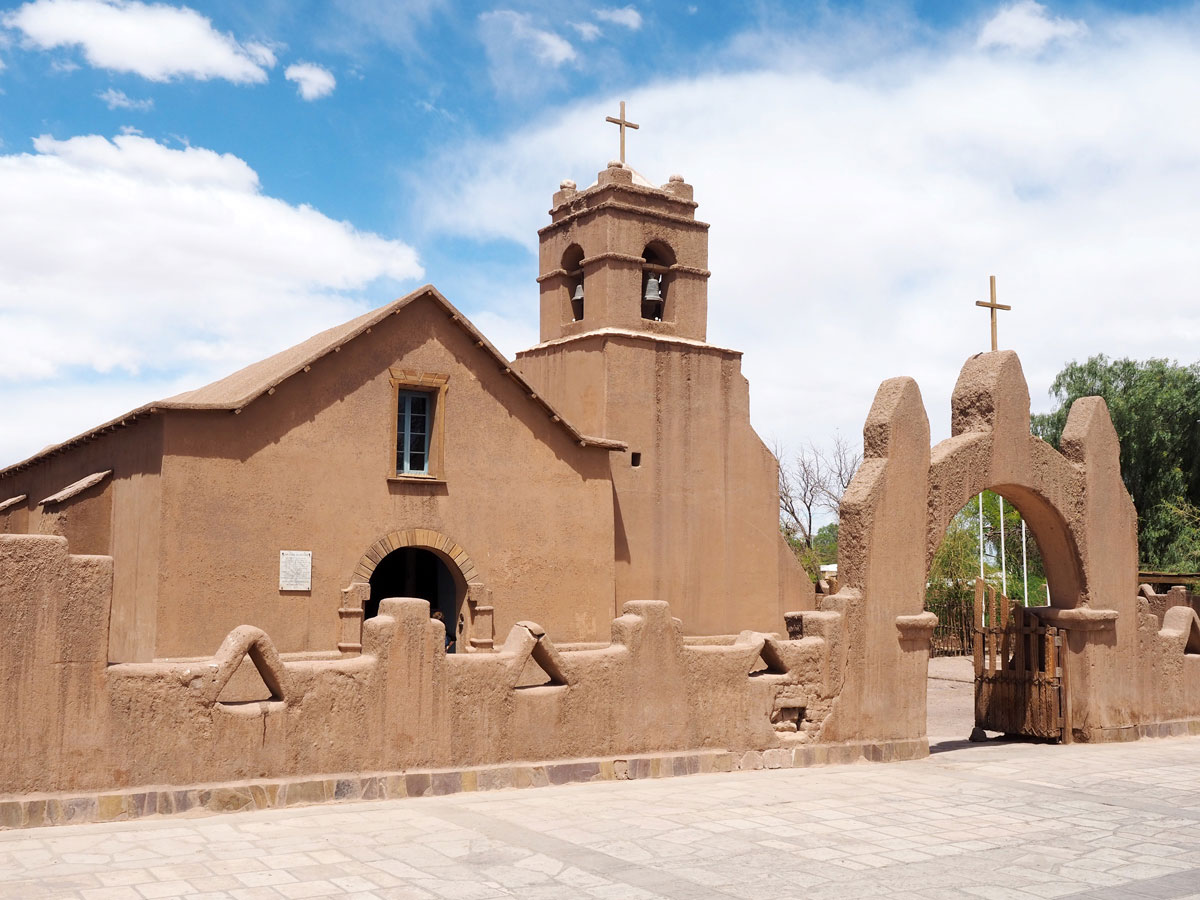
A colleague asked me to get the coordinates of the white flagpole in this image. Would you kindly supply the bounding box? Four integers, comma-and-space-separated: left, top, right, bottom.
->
1021, 519, 1029, 606
999, 495, 1007, 597
978, 493, 985, 580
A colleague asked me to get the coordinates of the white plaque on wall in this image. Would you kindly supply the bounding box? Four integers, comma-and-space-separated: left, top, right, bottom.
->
279, 550, 312, 591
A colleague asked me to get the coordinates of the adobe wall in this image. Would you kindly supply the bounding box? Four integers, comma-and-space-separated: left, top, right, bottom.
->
0, 532, 845, 797
799, 376, 934, 745
1138, 584, 1199, 628
0, 535, 111, 793
0, 421, 163, 663
1135, 600, 1200, 728
154, 294, 618, 659
517, 332, 813, 636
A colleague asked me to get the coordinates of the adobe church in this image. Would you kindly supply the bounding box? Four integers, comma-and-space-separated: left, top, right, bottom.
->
0, 157, 812, 664
4, 118, 1200, 824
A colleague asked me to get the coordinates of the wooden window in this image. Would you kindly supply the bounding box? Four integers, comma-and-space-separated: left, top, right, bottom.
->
397, 390, 433, 474
389, 370, 449, 481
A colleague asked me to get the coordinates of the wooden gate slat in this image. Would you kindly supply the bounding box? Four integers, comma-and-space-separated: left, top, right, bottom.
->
971, 577, 1066, 742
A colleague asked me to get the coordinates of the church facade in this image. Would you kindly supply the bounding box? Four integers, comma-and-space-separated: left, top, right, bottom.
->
0, 161, 811, 665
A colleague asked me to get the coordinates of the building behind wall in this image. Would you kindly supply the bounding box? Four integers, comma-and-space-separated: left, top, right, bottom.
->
0, 159, 812, 664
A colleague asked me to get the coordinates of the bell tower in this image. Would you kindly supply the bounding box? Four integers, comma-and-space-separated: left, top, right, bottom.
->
535, 161, 710, 343
515, 141, 812, 638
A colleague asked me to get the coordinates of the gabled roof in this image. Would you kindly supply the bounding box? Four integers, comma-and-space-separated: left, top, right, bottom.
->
0, 285, 624, 477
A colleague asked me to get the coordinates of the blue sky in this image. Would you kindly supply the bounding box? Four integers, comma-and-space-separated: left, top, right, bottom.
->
1, 0, 1199, 468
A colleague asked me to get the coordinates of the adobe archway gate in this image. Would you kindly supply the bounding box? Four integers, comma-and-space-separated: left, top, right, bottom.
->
805, 350, 1141, 747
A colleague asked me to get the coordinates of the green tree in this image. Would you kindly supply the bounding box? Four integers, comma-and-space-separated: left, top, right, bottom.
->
812, 523, 838, 567
1030, 356, 1200, 568
928, 492, 1047, 610
1160, 499, 1200, 576
925, 492, 1048, 654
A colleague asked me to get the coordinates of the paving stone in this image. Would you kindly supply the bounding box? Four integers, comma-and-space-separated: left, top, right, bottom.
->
5, 736, 1200, 899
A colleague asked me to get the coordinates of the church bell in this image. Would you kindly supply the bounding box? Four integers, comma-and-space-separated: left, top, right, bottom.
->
571, 282, 585, 321
641, 274, 663, 321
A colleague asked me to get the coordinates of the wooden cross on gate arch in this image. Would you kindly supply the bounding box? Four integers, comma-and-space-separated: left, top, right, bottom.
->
976, 275, 1011, 352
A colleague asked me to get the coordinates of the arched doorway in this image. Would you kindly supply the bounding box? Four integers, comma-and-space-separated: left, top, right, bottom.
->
926, 490, 1053, 745
351, 531, 484, 654
367, 547, 462, 652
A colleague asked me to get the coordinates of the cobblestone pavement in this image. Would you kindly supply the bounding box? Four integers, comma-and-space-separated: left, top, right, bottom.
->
4, 733, 1200, 900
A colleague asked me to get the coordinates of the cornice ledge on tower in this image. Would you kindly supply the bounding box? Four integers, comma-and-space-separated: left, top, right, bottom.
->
560, 179, 699, 211
535, 256, 711, 284
540, 199, 710, 237
518, 327, 742, 357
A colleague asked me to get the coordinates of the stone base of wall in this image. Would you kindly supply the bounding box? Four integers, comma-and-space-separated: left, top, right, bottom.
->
1085, 718, 1200, 743
0, 738, 928, 831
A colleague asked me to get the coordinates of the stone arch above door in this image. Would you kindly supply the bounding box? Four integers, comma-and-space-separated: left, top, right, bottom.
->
353, 529, 480, 586
837, 350, 1135, 614
924, 352, 1093, 609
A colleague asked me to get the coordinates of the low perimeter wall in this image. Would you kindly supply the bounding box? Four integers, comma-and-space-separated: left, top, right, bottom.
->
0, 533, 848, 800
7, 499, 1200, 826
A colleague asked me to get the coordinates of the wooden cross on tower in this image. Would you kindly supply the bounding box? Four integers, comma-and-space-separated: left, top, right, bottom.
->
605, 101, 639, 165
975, 275, 1011, 352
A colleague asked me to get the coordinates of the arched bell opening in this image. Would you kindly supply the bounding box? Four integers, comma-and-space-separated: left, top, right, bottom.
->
367, 546, 466, 653
640, 241, 675, 321
562, 244, 585, 322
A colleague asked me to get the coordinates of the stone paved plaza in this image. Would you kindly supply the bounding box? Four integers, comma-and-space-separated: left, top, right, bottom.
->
4, 725, 1200, 900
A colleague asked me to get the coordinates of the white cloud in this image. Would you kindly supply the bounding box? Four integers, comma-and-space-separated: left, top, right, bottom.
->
978, 1, 1086, 53
478, 11, 575, 93
243, 41, 277, 68
285, 62, 336, 100
413, 10, 1200, 470
594, 6, 642, 30
0, 134, 422, 463
573, 22, 601, 42
534, 31, 574, 65
97, 87, 153, 110
4, 0, 274, 83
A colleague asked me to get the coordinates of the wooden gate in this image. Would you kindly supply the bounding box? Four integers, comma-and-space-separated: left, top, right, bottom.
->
972, 578, 1072, 742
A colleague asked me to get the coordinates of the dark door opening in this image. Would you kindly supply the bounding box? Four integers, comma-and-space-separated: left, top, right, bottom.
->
367, 547, 459, 651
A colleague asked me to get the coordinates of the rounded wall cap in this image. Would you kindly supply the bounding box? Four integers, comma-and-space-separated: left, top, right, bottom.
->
559, 179, 577, 190
669, 174, 685, 183
607, 159, 626, 169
